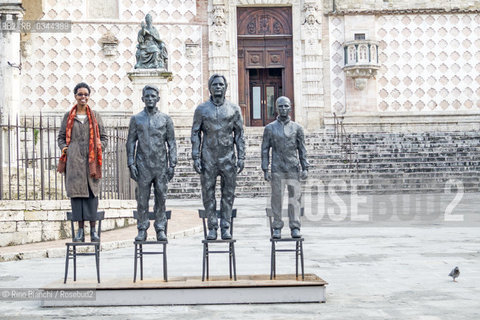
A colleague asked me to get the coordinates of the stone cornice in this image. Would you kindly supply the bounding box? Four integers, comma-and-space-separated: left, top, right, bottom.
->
326, 8, 480, 16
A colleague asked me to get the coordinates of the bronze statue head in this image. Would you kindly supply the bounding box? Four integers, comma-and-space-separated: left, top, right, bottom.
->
276, 96, 291, 119
142, 84, 160, 110
208, 74, 228, 103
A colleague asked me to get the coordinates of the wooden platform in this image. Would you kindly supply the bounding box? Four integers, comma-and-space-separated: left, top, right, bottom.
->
41, 274, 327, 307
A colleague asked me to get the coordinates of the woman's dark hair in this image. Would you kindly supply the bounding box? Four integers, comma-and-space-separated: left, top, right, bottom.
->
73, 82, 91, 95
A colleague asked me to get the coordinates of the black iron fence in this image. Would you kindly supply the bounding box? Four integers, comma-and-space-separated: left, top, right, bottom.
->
333, 112, 358, 170
0, 114, 135, 200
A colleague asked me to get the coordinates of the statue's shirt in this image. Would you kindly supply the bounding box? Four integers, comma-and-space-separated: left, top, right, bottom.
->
261, 117, 309, 173
127, 108, 177, 172
191, 99, 245, 167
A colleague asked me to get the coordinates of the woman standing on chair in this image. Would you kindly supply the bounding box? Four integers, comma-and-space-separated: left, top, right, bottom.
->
58, 82, 108, 242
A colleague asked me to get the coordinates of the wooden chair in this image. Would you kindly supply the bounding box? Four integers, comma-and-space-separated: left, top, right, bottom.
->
133, 210, 171, 282
266, 208, 304, 280
64, 211, 105, 284
199, 209, 237, 281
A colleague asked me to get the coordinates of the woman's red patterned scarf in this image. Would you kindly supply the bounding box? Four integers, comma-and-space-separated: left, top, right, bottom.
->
58, 104, 103, 178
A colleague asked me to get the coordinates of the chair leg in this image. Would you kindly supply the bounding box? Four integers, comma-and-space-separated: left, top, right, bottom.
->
64, 245, 70, 284
206, 244, 209, 280
229, 243, 233, 280
73, 246, 77, 282
163, 243, 168, 282
270, 242, 274, 280
300, 241, 305, 280
272, 241, 277, 279
295, 241, 299, 279
133, 245, 138, 283
202, 243, 206, 281
140, 244, 144, 281
95, 244, 100, 284
231, 243, 237, 281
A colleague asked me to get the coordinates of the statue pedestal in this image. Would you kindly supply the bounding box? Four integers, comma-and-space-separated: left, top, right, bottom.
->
41, 274, 327, 306
127, 69, 172, 114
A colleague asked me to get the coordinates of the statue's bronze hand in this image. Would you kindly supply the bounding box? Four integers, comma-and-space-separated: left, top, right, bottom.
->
129, 164, 138, 181
167, 167, 175, 181
237, 159, 244, 174
300, 170, 308, 180
193, 159, 202, 174
264, 171, 271, 182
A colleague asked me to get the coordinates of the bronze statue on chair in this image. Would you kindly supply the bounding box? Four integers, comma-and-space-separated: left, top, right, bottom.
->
262, 96, 309, 239
127, 84, 177, 241
191, 74, 245, 240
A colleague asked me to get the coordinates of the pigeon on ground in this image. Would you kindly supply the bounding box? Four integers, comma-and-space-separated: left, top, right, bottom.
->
448, 266, 460, 282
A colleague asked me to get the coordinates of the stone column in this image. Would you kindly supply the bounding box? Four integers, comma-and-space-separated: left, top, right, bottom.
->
301, 1, 324, 130
0, 1, 24, 121
209, 1, 233, 100
0, 2, 24, 168
127, 70, 173, 114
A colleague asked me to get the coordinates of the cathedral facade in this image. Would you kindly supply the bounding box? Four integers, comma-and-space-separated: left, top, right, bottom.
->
1, 0, 479, 133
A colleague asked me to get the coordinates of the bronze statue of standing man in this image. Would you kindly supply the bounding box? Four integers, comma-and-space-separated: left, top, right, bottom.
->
262, 96, 309, 239
191, 74, 245, 240
127, 85, 177, 241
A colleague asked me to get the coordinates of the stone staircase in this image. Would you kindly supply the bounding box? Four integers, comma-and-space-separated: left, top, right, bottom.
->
168, 129, 480, 198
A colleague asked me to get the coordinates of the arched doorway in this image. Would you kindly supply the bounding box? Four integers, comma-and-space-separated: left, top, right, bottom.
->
237, 7, 294, 127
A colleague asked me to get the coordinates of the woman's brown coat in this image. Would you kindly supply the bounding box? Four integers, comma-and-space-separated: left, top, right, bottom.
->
57, 111, 108, 198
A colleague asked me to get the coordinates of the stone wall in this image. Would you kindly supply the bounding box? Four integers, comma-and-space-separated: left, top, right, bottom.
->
0, 199, 136, 247
13, 0, 480, 133
326, 0, 480, 12
327, 10, 480, 131
20, 0, 206, 125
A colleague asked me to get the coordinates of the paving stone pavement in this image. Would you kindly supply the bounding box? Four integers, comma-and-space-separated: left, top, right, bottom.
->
0, 194, 479, 319
0, 208, 202, 262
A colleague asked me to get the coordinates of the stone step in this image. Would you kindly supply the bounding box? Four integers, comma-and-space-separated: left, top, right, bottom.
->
174, 147, 480, 157
169, 174, 479, 187
167, 185, 480, 199
167, 130, 480, 196
173, 161, 478, 171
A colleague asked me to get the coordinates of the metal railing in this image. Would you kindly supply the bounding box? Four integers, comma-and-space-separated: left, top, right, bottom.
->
0, 114, 135, 200
333, 112, 358, 170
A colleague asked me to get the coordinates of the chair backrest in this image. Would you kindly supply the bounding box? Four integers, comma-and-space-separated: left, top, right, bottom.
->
67, 211, 105, 242
198, 209, 237, 239
133, 210, 172, 234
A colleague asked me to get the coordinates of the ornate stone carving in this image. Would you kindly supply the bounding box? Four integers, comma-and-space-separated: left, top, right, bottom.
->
99, 31, 119, 56
303, 3, 320, 26
212, 5, 226, 27
301, 2, 321, 49
211, 4, 227, 47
